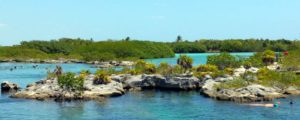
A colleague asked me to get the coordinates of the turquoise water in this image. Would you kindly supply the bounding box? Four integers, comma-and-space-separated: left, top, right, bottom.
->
146, 52, 254, 66
1, 53, 300, 120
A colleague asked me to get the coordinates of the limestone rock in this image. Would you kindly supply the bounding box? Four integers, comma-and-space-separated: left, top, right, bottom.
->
1, 81, 20, 92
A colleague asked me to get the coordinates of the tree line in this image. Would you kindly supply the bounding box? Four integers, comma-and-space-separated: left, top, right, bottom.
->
0, 37, 299, 61
170, 38, 299, 53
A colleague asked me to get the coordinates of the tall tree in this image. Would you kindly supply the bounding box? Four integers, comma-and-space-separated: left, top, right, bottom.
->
125, 36, 130, 41
176, 35, 182, 42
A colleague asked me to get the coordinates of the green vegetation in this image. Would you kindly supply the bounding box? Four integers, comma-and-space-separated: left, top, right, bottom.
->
177, 55, 193, 72
58, 72, 85, 92
79, 70, 91, 78
1, 38, 299, 62
93, 70, 112, 84
256, 68, 300, 89
130, 60, 157, 74
214, 78, 248, 89
262, 50, 276, 65
0, 46, 48, 60
157, 62, 173, 76
193, 64, 219, 79
282, 48, 300, 71
169, 39, 299, 53
207, 53, 241, 70
0, 38, 174, 61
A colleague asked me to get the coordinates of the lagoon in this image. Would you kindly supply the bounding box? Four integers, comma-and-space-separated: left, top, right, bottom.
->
1, 52, 299, 120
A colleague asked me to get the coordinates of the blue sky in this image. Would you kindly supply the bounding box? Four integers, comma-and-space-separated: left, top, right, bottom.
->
0, 0, 300, 45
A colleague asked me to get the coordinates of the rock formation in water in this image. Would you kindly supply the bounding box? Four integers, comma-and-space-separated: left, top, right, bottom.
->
1, 81, 20, 92
11, 75, 125, 101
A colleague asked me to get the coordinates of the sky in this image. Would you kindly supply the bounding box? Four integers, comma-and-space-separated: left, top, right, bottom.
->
0, 0, 300, 46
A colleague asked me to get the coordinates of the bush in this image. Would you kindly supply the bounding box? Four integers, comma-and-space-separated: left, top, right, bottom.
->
224, 68, 234, 75
243, 61, 252, 69
245, 52, 264, 67
282, 48, 300, 71
214, 78, 248, 90
58, 72, 85, 92
172, 65, 185, 74
256, 68, 300, 88
262, 50, 275, 65
157, 62, 173, 76
195, 64, 218, 72
177, 55, 193, 71
144, 63, 157, 74
46, 70, 56, 79
94, 70, 111, 84
207, 53, 241, 70
79, 70, 91, 78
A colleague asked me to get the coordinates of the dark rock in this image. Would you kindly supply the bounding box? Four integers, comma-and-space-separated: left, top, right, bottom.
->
1, 81, 20, 92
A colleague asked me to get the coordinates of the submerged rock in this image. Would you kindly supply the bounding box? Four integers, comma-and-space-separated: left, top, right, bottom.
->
1, 81, 20, 92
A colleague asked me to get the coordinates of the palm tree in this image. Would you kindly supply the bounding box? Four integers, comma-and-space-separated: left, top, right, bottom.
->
54, 65, 63, 77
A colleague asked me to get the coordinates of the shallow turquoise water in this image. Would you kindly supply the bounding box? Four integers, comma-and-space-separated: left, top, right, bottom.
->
146, 52, 254, 66
1, 53, 300, 120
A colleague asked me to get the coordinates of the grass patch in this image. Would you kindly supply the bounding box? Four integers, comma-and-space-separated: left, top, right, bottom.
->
214, 78, 248, 90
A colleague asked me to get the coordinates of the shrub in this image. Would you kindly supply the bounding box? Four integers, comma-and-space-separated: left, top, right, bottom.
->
207, 53, 241, 70
144, 63, 156, 74
177, 55, 193, 71
224, 68, 234, 75
134, 60, 147, 73
262, 50, 275, 65
256, 67, 300, 88
79, 70, 91, 78
282, 49, 300, 71
157, 62, 173, 76
129, 69, 139, 75
243, 61, 252, 69
214, 78, 248, 90
196, 64, 218, 72
46, 70, 56, 79
93, 70, 111, 84
132, 60, 157, 74
58, 72, 85, 92
172, 65, 185, 74
245, 52, 264, 67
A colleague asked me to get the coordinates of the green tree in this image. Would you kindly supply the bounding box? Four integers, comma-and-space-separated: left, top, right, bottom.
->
176, 35, 182, 42
125, 36, 130, 41
207, 53, 241, 70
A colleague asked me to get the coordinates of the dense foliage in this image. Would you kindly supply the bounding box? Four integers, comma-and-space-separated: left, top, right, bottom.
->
93, 70, 112, 84
177, 55, 193, 71
169, 39, 299, 53
0, 38, 299, 61
207, 53, 242, 70
282, 48, 300, 71
58, 72, 85, 92
1, 38, 174, 61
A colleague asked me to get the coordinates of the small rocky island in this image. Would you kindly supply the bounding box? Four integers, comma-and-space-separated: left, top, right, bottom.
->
2, 50, 300, 103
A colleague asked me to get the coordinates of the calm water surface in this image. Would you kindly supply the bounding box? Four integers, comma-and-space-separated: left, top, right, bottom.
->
1, 53, 299, 120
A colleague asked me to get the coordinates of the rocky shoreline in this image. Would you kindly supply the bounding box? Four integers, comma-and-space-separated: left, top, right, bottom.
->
3, 68, 300, 102
0, 59, 134, 68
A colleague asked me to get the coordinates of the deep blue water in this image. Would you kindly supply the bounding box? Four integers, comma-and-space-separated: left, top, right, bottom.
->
1, 53, 300, 120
